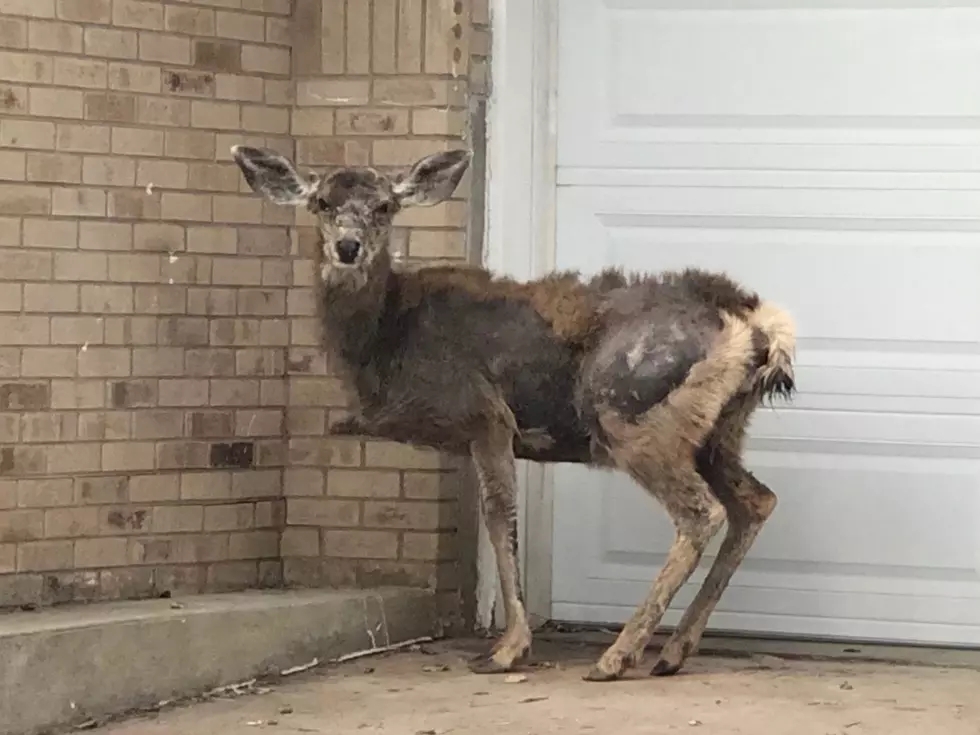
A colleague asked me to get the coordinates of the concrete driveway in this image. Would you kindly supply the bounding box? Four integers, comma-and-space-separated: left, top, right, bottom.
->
100, 638, 979, 735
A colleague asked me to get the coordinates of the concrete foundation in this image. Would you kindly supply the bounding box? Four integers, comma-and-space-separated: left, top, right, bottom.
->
0, 587, 437, 735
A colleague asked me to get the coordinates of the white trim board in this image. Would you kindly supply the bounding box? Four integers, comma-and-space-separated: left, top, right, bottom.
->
476, 0, 559, 630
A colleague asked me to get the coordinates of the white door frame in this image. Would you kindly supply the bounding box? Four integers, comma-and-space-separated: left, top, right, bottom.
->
476, 0, 559, 629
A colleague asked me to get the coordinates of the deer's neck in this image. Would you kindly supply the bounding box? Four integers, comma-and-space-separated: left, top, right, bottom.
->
318, 262, 396, 405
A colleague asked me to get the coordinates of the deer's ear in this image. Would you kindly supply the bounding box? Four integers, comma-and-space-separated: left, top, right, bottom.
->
231, 146, 319, 207
392, 149, 471, 208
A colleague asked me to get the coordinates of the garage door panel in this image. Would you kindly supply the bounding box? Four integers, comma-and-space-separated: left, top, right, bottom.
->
556, 187, 980, 345
552, 453, 980, 644
559, 0, 980, 166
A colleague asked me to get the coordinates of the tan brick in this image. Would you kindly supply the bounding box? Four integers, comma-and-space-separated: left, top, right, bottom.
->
291, 108, 333, 137
113, 0, 163, 30
112, 126, 164, 156
180, 471, 231, 500
214, 72, 262, 102
159, 192, 210, 221
231, 469, 279, 498
135, 159, 187, 190
84, 27, 138, 59
263, 78, 291, 105
186, 225, 234, 254
186, 409, 232, 437
287, 498, 359, 527
323, 528, 398, 559
0, 543, 12, 573
108, 61, 160, 93
192, 39, 240, 73
29, 86, 83, 118
216, 10, 263, 41
84, 91, 136, 123
108, 189, 161, 219
241, 104, 287, 134
365, 441, 445, 469
16, 478, 72, 508
165, 5, 214, 35
402, 531, 453, 561
152, 504, 203, 533
0, 315, 49, 344
296, 78, 368, 107
345, 0, 369, 73
51, 315, 103, 345
265, 16, 289, 46
326, 469, 400, 499
80, 284, 133, 314
363, 500, 449, 531
0, 508, 43, 541
1, 119, 55, 149
50, 379, 104, 409
22, 217, 77, 248
77, 411, 130, 440
17, 539, 72, 571
204, 502, 252, 531
296, 138, 370, 167
77, 346, 130, 377
281, 527, 318, 557
373, 76, 459, 107
373, 0, 396, 73
133, 223, 182, 254
240, 43, 289, 74
2, 0, 55, 18
75, 537, 128, 567
335, 108, 409, 136
140, 32, 190, 65
28, 19, 81, 52
0, 85, 27, 117
0, 283, 20, 311
190, 100, 239, 130
0, 184, 51, 215
229, 529, 276, 559
20, 410, 75, 441
158, 378, 208, 406
76, 475, 127, 503
319, 0, 343, 73
397, 0, 423, 73
211, 195, 262, 224
413, 108, 465, 136
82, 155, 136, 186
47, 442, 100, 473
53, 57, 107, 89
23, 285, 77, 313
164, 129, 214, 159
0, 150, 25, 182
44, 507, 99, 538
283, 467, 323, 497
409, 229, 466, 259
403, 471, 457, 500
234, 408, 281, 436
129, 474, 178, 502
135, 96, 190, 128
0, 51, 53, 83
0, 250, 54, 281
56, 122, 110, 153
56, 0, 110, 23
101, 440, 155, 470
51, 187, 105, 217
25, 152, 80, 185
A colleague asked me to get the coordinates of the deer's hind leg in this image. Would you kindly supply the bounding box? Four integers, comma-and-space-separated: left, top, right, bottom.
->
651, 400, 777, 677
581, 312, 757, 682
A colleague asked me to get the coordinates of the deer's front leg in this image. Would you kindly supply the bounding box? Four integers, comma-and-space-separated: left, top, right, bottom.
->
468, 421, 531, 674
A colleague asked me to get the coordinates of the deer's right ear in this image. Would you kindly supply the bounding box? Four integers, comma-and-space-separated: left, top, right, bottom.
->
231, 146, 319, 207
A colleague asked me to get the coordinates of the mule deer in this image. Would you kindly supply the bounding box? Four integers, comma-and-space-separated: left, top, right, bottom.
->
232, 145, 796, 682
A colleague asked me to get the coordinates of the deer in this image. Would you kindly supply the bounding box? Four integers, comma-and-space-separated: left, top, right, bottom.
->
232, 145, 796, 683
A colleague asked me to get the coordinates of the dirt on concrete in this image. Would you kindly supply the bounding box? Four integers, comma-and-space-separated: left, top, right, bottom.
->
99, 638, 979, 735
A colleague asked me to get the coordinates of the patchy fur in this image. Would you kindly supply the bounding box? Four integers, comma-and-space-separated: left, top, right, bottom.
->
232, 145, 799, 684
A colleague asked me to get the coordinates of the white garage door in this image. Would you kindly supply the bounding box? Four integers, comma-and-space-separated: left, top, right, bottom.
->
550, 0, 980, 646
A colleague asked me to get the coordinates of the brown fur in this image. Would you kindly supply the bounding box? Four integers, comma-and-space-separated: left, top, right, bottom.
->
231, 145, 798, 683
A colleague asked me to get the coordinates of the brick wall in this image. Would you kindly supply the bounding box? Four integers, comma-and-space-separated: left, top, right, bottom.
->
0, 0, 489, 620
0, 0, 294, 607
282, 0, 489, 624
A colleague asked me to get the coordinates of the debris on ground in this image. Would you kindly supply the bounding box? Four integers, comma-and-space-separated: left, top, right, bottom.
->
504, 674, 528, 684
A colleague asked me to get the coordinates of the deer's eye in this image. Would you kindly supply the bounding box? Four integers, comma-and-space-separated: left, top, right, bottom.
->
315, 197, 333, 213
373, 200, 394, 217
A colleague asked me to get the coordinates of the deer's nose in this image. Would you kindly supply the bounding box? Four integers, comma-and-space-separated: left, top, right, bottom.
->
335, 238, 361, 265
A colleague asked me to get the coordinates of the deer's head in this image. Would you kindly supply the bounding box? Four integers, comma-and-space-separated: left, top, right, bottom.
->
231, 146, 471, 290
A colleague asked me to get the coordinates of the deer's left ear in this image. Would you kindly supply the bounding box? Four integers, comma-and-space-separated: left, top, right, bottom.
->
231, 146, 319, 207
392, 149, 471, 208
